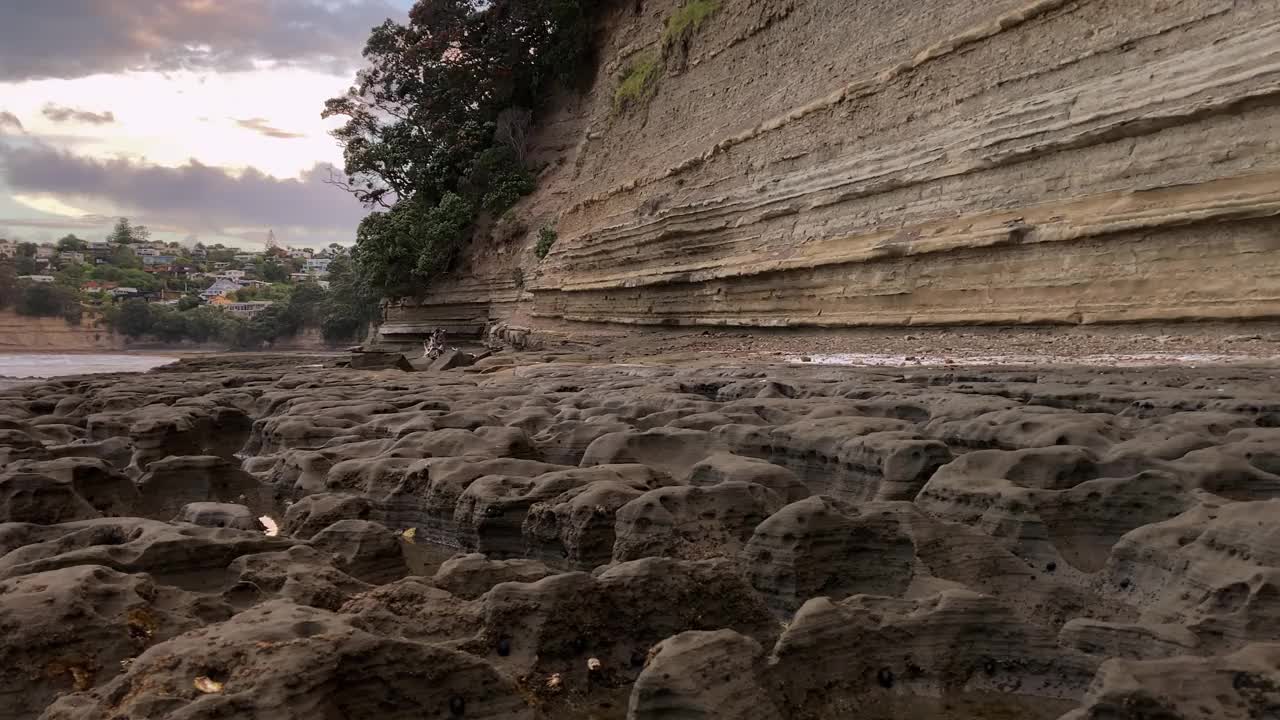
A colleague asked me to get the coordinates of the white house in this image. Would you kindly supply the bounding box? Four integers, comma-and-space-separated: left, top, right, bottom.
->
233, 253, 258, 263
289, 248, 312, 259
135, 247, 161, 257
35, 245, 55, 259
304, 257, 331, 275
201, 279, 243, 299
214, 270, 246, 281
18, 275, 55, 283
0, 239, 15, 258
59, 251, 86, 263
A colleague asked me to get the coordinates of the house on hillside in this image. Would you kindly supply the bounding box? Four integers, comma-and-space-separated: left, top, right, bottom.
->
225, 301, 274, 318
35, 246, 55, 259
0, 239, 15, 257
110, 287, 141, 298
59, 251, 85, 263
142, 254, 176, 266
201, 278, 244, 300
82, 280, 120, 294
18, 275, 55, 283
213, 270, 246, 281
304, 258, 331, 276
233, 253, 258, 263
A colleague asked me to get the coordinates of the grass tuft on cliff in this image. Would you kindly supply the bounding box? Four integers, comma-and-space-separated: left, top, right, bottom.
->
663, 0, 719, 51
536, 226, 558, 259
614, 52, 662, 113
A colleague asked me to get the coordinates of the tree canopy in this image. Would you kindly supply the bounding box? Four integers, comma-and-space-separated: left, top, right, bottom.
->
56, 234, 87, 251
108, 218, 150, 245
324, 0, 600, 298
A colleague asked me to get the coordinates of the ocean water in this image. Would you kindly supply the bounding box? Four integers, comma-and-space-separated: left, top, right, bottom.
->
0, 353, 179, 383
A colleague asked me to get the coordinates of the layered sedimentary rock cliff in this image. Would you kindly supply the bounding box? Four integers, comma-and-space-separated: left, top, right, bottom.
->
380, 0, 1280, 342
0, 311, 122, 352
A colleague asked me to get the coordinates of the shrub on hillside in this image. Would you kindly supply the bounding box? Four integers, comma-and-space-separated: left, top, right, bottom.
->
536, 226, 558, 259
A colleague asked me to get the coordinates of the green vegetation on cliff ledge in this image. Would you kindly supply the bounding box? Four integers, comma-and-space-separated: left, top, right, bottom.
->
663, 0, 719, 50
325, 0, 602, 299
614, 52, 662, 113
536, 226, 558, 259
614, 1, 720, 116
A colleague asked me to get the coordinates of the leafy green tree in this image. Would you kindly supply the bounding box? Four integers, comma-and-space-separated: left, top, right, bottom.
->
55, 263, 87, 289
115, 299, 154, 338
186, 307, 241, 343
234, 304, 298, 348
15, 242, 36, 258
354, 193, 474, 297
261, 260, 289, 283
150, 307, 191, 342
16, 283, 77, 318
91, 265, 123, 282
56, 234, 87, 251
177, 295, 202, 311
15, 255, 38, 275
323, 0, 598, 300
111, 244, 143, 269
0, 260, 16, 309
288, 282, 327, 327
321, 255, 378, 343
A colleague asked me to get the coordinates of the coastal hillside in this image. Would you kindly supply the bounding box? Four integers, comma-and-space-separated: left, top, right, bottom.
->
380, 0, 1280, 342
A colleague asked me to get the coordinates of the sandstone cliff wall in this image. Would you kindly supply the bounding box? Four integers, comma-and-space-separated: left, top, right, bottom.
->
380, 0, 1280, 341
0, 310, 124, 352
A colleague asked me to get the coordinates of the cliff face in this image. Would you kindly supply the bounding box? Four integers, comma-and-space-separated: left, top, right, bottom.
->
0, 311, 123, 352
381, 0, 1280, 341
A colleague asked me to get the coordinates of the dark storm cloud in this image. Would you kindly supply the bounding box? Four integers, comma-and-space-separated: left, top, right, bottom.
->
235, 117, 306, 139
0, 137, 366, 235
0, 1, 401, 82
0, 112, 23, 132
42, 104, 116, 125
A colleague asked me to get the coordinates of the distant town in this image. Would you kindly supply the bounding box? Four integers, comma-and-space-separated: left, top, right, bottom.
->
2, 223, 343, 319
0, 219, 368, 346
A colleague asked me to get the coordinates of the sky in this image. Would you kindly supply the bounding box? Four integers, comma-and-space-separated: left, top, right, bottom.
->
0, 0, 416, 250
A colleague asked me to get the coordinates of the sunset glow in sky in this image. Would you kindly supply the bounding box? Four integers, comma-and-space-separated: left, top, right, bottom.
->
0, 1, 415, 249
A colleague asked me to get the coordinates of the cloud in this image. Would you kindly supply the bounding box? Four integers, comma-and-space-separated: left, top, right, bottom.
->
0, 137, 366, 241
235, 117, 306, 139
0, 1, 402, 82
0, 112, 22, 133
41, 104, 116, 125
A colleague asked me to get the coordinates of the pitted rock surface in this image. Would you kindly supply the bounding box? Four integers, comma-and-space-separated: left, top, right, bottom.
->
1, 354, 1279, 718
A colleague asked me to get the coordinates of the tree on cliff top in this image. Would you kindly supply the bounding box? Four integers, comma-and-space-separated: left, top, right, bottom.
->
324, 0, 600, 297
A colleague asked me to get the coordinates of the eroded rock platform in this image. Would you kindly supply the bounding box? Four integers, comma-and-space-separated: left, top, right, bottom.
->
2, 352, 1280, 719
